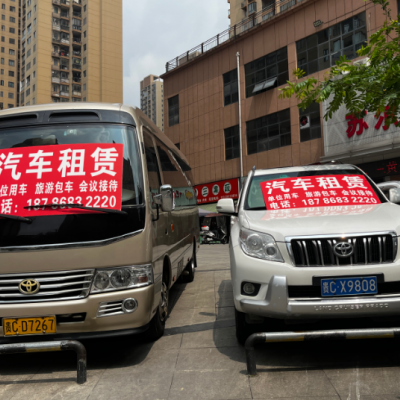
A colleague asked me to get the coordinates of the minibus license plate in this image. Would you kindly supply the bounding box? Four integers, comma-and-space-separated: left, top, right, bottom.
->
3, 316, 56, 336
321, 276, 378, 297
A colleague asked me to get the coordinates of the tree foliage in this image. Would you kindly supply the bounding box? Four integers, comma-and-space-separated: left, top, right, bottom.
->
279, 0, 400, 125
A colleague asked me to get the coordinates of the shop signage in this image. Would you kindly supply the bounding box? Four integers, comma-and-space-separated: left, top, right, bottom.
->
358, 157, 400, 179
322, 99, 400, 160
260, 175, 380, 211
195, 178, 239, 204
0, 143, 124, 217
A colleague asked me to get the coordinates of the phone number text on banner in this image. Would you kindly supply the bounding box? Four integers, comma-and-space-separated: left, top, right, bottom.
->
0, 143, 124, 217
260, 175, 381, 210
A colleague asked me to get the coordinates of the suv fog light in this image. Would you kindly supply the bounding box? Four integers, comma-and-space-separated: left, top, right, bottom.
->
266, 245, 277, 256
243, 282, 256, 295
122, 298, 138, 313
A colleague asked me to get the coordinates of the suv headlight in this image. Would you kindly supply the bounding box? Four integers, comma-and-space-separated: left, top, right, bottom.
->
91, 265, 154, 294
240, 228, 284, 262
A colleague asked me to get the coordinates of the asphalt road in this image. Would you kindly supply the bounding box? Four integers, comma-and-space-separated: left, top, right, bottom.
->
1, 244, 400, 399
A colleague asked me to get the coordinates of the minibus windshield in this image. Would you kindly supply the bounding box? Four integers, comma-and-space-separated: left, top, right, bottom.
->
0, 123, 143, 206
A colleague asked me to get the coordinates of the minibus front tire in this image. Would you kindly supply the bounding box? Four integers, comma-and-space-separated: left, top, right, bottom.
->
148, 277, 169, 341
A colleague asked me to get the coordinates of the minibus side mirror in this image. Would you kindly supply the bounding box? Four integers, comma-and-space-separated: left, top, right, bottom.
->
154, 184, 175, 212
217, 198, 238, 216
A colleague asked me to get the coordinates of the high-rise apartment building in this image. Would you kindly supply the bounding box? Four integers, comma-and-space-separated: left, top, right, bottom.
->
0, 0, 20, 110
16, 0, 122, 108
229, 0, 285, 27
140, 74, 164, 131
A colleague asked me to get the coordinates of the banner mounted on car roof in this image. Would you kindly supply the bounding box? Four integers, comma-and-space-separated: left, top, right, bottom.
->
0, 143, 124, 217
260, 175, 381, 210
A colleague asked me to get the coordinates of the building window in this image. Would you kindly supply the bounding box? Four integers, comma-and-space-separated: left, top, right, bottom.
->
33, 71, 35, 78
33, 84, 35, 92
83, 17, 86, 25
83, 83, 86, 91
248, 1, 257, 14
8, 81, 13, 88
84, 4, 86, 11
0, 91, 2, 97
8, 60, 14, 66
26, 62, 31, 70
245, 47, 288, 98
34, 31, 36, 38
26, 88, 30, 97
34, 18, 36, 25
83, 31, 86, 38
9, 6, 15, 12
1, 5, 4, 10
9, 38, 14, 44
246, 109, 291, 155
27, 37, 31, 44
1, 58, 4, 65
83, 57, 86, 64
9, 27, 15, 34
9, 49, 14, 55
33, 57, 36, 65
83, 43, 86, 51
0, 47, 3, 53
0, 80, 3, 85
34, 5, 36, 12
1, 69, 3, 74
83, 97, 86, 101
7, 104, 12, 108
168, 95, 179, 127
224, 125, 240, 160
297, 12, 367, 76
300, 103, 321, 142
83, 70, 86, 77
1, 15, 4, 21
8, 92, 13, 99
223, 69, 238, 106
8, 70, 13, 77
32, 97, 35, 104
1, 26, 4, 31
33, 44, 36, 52
9, 17, 15, 23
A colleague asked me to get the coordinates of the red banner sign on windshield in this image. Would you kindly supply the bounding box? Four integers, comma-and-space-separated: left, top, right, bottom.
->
260, 175, 381, 210
0, 143, 124, 217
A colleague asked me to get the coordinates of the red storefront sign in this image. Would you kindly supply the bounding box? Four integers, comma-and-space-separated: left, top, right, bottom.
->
260, 175, 380, 211
0, 143, 124, 217
195, 178, 239, 204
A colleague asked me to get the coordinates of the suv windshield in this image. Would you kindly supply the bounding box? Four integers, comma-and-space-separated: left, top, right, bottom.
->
245, 168, 387, 210
0, 123, 143, 206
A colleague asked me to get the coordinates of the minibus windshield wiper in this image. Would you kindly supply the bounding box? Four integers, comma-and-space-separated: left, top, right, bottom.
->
24, 204, 128, 216
0, 214, 32, 223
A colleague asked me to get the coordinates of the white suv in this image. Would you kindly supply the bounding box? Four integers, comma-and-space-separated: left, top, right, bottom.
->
217, 164, 400, 344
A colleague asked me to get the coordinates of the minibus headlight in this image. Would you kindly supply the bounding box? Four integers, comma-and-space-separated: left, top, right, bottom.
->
91, 265, 154, 294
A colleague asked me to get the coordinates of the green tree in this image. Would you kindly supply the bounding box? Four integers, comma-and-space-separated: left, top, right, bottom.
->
279, 0, 400, 125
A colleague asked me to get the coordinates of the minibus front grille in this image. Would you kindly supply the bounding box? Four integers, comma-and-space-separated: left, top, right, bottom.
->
0, 269, 94, 303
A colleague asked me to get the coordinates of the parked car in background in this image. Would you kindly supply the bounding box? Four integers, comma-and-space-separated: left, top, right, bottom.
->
218, 164, 400, 344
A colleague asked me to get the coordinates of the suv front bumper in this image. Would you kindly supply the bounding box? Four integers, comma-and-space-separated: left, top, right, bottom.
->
239, 275, 398, 319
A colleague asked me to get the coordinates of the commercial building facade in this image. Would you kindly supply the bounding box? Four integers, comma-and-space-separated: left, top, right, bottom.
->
17, 0, 123, 108
161, 0, 399, 207
140, 74, 164, 131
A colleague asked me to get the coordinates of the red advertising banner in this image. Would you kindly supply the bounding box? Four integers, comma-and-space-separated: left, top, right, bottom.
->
260, 175, 381, 210
0, 143, 124, 217
195, 178, 239, 204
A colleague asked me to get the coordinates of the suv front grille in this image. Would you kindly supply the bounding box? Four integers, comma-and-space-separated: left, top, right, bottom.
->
0, 269, 94, 303
289, 233, 397, 267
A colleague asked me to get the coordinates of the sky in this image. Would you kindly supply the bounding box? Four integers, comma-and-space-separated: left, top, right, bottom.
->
122, 0, 229, 108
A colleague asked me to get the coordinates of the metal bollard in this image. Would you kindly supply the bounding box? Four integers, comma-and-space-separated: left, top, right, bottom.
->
245, 327, 400, 376
0, 340, 87, 384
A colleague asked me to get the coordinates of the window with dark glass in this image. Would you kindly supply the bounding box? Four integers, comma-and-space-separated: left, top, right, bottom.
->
246, 109, 291, 155
296, 12, 367, 76
224, 125, 240, 160
168, 95, 179, 127
223, 69, 238, 106
143, 131, 162, 199
244, 47, 288, 98
299, 102, 321, 142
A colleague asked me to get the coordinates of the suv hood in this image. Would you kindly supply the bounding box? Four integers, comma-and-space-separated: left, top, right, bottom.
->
243, 203, 400, 242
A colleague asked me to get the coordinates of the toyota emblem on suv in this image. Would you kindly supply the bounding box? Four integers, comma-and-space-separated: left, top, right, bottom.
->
333, 242, 354, 258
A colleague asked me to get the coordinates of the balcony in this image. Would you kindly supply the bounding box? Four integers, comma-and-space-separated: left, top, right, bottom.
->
73, 38, 81, 45
60, 11, 69, 19
73, 90, 81, 96
52, 0, 61, 4
60, 25, 70, 32
52, 51, 60, 57
60, 0, 70, 6
60, 51, 69, 58
60, 64, 69, 71
52, 37, 61, 44
72, 25, 81, 31
72, 64, 81, 70
52, 77, 60, 83
52, 91, 60, 97
73, 0, 82, 5
73, 11, 82, 18
73, 50, 81, 57
73, 77, 81, 83
53, 24, 60, 31
60, 91, 69, 97
61, 78, 69, 84
60, 38, 70, 45
51, 64, 60, 70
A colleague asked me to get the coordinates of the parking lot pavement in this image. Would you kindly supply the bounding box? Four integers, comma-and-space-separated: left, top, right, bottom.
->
2, 244, 400, 399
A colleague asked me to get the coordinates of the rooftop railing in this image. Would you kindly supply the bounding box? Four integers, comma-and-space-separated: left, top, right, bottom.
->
165, 0, 304, 72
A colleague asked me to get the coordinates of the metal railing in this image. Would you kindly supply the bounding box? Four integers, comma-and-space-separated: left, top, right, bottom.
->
245, 328, 400, 376
165, 0, 305, 72
0, 341, 86, 384
72, 25, 81, 31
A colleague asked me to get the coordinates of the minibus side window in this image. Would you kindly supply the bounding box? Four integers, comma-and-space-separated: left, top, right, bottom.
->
143, 132, 162, 206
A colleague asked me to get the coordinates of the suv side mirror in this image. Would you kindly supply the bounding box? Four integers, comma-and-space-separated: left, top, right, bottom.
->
154, 184, 175, 212
389, 188, 400, 204
217, 198, 238, 216
377, 182, 400, 204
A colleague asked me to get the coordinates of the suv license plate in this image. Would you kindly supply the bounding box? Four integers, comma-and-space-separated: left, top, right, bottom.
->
321, 276, 378, 297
